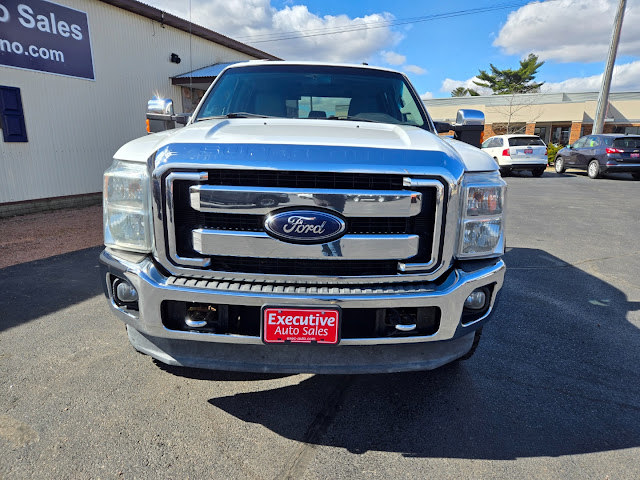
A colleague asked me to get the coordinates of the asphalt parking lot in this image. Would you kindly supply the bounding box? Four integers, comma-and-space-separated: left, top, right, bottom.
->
1, 169, 639, 479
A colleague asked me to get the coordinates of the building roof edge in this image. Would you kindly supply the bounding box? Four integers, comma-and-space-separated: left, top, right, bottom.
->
98, 0, 281, 61
423, 91, 640, 105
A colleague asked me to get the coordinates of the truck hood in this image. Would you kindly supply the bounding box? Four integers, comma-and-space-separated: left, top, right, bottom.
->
114, 118, 496, 176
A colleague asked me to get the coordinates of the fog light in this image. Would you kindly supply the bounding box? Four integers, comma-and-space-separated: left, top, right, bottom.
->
115, 280, 138, 303
464, 289, 487, 310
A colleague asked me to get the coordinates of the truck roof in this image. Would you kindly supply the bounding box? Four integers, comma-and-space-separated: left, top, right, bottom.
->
224, 60, 405, 76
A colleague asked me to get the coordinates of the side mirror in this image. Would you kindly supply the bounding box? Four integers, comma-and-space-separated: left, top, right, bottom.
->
434, 121, 453, 134
146, 98, 175, 133
453, 109, 485, 148
433, 110, 485, 147
174, 113, 191, 125
145, 98, 191, 133
147, 98, 174, 116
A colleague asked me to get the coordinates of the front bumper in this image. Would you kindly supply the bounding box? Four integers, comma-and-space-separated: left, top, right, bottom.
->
99, 249, 505, 373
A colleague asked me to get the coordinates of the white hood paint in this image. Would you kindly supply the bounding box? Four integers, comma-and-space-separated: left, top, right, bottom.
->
114, 118, 496, 172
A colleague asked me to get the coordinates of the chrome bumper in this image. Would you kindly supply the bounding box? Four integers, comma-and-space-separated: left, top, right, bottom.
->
99, 249, 505, 373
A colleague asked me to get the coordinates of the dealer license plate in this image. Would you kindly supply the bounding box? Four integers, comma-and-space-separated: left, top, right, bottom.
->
524, 148, 533, 154
262, 306, 340, 344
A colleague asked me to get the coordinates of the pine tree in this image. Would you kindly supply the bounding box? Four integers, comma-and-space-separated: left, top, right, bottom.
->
473, 54, 544, 95
451, 87, 480, 97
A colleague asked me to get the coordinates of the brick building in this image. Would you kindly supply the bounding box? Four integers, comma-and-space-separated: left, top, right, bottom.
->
423, 91, 640, 145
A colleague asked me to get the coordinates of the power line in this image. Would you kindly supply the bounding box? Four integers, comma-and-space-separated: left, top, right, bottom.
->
232, 2, 531, 44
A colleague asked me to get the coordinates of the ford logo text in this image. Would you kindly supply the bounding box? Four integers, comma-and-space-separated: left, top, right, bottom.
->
264, 210, 346, 244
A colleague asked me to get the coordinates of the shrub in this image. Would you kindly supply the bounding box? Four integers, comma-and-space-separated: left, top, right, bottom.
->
546, 143, 564, 165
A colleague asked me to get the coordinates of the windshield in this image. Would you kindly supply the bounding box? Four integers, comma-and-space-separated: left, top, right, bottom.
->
508, 137, 545, 147
195, 65, 428, 128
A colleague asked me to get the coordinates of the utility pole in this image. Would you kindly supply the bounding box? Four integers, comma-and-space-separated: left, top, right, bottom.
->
593, 0, 626, 134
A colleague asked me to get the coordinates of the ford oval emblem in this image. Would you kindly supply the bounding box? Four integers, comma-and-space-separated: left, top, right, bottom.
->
264, 210, 346, 244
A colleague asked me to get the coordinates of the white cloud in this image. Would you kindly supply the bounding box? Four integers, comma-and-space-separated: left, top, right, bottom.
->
543, 60, 640, 92
381, 51, 406, 65
421, 91, 434, 100
145, 0, 400, 63
404, 65, 427, 75
440, 61, 640, 95
440, 77, 492, 95
495, 0, 640, 63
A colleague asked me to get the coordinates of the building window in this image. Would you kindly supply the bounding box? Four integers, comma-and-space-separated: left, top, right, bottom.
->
181, 87, 206, 114
614, 126, 640, 134
0, 86, 28, 143
551, 126, 570, 145
534, 126, 547, 142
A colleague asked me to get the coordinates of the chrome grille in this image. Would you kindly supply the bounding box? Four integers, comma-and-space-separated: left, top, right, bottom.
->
203, 170, 404, 189
157, 169, 445, 282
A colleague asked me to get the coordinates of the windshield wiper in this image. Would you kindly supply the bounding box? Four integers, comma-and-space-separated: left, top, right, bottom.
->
197, 112, 271, 122
327, 115, 420, 127
326, 115, 379, 123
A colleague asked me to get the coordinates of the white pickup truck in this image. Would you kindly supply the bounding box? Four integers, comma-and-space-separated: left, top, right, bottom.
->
99, 61, 506, 373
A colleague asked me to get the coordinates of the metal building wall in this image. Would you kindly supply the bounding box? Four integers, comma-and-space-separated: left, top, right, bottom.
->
0, 0, 258, 204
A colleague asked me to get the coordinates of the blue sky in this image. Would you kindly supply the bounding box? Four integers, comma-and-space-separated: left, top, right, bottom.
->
146, 0, 640, 98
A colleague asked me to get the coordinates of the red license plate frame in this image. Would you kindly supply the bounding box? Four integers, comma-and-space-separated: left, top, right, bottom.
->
524, 148, 533, 154
262, 306, 341, 344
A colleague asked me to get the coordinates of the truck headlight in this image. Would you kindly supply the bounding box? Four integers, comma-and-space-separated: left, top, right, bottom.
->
457, 172, 506, 259
103, 159, 152, 253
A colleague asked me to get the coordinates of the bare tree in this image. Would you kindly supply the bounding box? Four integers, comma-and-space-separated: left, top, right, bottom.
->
487, 93, 542, 135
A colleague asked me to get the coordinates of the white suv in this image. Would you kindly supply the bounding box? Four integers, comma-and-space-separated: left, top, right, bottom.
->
481, 134, 548, 177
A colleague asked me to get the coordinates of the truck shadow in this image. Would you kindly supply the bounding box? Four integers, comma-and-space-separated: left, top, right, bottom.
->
154, 360, 294, 382
552, 170, 637, 181
205, 247, 640, 460
0, 247, 103, 333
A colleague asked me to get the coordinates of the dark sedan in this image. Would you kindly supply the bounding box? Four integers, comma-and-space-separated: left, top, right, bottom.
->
554, 134, 640, 179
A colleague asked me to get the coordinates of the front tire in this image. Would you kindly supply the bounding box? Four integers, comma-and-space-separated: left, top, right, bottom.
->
632, 173, 640, 180
588, 159, 601, 179
555, 156, 566, 173
532, 167, 545, 177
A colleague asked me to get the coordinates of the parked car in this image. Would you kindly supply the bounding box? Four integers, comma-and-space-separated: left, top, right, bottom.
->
481, 134, 547, 177
554, 134, 640, 179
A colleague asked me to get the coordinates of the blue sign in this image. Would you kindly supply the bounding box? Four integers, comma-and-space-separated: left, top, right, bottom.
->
0, 0, 94, 80
264, 210, 347, 244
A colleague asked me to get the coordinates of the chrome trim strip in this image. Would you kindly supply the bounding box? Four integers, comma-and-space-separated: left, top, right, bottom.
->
164, 171, 211, 267
192, 230, 420, 260
190, 185, 422, 217
398, 178, 445, 272
152, 144, 465, 179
